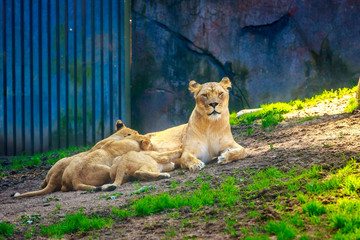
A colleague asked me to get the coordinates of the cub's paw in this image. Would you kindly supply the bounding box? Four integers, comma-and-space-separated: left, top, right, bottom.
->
189, 160, 205, 172
158, 173, 171, 179
101, 184, 117, 192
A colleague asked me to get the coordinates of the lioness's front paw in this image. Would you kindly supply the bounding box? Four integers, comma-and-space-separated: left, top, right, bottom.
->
189, 160, 205, 172
217, 154, 229, 164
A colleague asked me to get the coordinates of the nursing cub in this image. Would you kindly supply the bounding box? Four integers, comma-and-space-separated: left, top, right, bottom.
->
100, 148, 182, 190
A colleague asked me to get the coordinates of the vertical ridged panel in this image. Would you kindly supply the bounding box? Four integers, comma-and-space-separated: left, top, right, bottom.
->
0, 0, 128, 156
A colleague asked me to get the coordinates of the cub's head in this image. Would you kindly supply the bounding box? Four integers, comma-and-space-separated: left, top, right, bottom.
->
139, 137, 153, 151
114, 120, 139, 137
126, 134, 153, 151
189, 77, 231, 120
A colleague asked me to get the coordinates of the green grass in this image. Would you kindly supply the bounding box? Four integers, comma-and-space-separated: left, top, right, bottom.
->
345, 97, 359, 113
302, 200, 326, 216
40, 210, 112, 238
265, 220, 297, 240
0, 222, 15, 238
165, 227, 176, 237
297, 115, 319, 123
243, 158, 360, 239
128, 176, 240, 216
328, 198, 360, 237
225, 218, 238, 237
229, 111, 241, 125
247, 167, 294, 191
230, 85, 358, 127
0, 145, 90, 174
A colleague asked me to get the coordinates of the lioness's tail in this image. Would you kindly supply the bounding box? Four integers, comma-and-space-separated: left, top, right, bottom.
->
14, 181, 59, 198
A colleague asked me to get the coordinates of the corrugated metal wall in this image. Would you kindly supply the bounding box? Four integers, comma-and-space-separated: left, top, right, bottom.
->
0, 0, 131, 156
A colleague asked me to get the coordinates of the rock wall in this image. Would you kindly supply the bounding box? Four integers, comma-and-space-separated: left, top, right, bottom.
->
131, 0, 360, 133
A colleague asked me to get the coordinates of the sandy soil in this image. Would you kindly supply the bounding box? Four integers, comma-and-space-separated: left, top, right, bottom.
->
1, 95, 360, 239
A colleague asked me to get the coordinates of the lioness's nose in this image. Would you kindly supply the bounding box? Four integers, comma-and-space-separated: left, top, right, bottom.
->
209, 102, 218, 108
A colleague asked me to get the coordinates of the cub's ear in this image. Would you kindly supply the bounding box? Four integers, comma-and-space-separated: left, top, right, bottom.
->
189, 80, 201, 93
116, 120, 124, 131
140, 139, 152, 151
219, 77, 232, 89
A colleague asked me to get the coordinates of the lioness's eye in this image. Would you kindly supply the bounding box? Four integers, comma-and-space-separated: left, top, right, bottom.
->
202, 94, 207, 98
219, 92, 223, 97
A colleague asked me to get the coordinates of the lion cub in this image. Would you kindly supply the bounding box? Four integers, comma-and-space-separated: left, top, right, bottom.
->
100, 148, 182, 190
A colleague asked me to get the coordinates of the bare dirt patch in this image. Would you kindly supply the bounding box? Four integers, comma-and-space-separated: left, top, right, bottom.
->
1, 97, 360, 239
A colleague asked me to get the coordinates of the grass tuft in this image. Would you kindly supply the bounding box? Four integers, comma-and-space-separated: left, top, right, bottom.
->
342, 174, 360, 194
265, 220, 296, 240
247, 167, 290, 191
0, 222, 15, 237
40, 211, 112, 238
302, 200, 326, 216
344, 98, 359, 113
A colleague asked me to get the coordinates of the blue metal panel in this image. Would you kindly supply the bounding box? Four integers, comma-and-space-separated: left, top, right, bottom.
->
102, 0, 110, 138
0, 0, 129, 156
0, 0, 4, 155
94, 0, 103, 142
58, 0, 66, 149
68, 0, 75, 147
8, 0, 15, 155
112, 0, 120, 130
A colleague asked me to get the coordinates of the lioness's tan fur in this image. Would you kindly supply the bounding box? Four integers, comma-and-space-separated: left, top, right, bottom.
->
14, 121, 146, 198
147, 77, 246, 171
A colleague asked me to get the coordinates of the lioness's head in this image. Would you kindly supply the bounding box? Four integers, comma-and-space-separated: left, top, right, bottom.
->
189, 77, 231, 120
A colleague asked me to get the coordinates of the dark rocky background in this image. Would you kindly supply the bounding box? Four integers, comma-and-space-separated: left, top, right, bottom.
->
131, 0, 360, 133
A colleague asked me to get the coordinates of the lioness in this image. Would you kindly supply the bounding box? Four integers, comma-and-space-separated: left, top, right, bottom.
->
147, 77, 246, 171
88, 120, 138, 152
14, 122, 144, 198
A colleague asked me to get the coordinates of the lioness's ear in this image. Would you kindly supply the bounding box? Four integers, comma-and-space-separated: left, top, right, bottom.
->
189, 80, 201, 93
116, 120, 124, 131
219, 77, 232, 89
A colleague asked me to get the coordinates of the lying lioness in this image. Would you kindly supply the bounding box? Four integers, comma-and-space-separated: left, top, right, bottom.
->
147, 77, 246, 171
88, 120, 138, 152
14, 122, 147, 198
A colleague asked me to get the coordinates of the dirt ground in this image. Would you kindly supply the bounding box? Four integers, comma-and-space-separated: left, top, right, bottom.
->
1, 95, 360, 239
